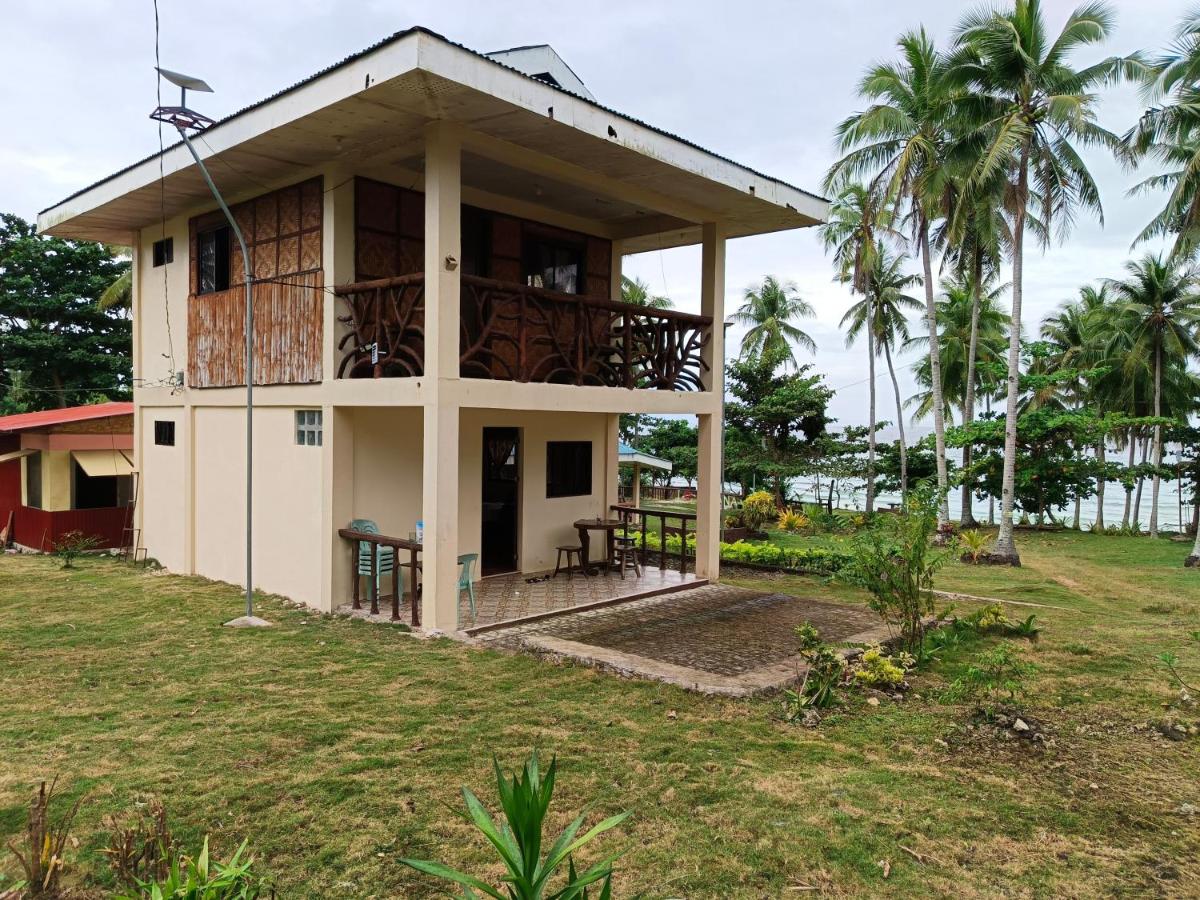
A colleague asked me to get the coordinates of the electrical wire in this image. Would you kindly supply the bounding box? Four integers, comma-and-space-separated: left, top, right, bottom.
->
152, 0, 178, 386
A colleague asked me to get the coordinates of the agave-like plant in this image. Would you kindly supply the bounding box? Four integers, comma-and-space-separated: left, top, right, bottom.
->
400, 752, 629, 899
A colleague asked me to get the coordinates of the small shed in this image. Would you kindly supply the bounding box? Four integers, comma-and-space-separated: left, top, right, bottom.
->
618, 442, 672, 507
0, 402, 135, 551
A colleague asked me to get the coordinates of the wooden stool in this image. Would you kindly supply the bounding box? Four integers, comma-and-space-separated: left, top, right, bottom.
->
612, 535, 640, 579
553, 545, 583, 580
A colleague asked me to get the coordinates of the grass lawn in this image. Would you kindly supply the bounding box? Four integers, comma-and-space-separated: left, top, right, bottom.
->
1, 532, 1198, 897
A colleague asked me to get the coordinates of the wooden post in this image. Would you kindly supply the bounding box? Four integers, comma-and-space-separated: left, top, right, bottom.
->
351, 540, 360, 610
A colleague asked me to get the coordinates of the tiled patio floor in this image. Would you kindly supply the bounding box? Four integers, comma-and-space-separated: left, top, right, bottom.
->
336, 566, 702, 631
479, 584, 891, 696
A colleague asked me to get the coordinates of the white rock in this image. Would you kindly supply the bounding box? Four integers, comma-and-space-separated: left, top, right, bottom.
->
1013, 718, 1030, 732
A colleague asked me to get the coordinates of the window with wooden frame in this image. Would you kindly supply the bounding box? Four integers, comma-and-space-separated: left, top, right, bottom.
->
546, 441, 592, 498
523, 232, 584, 295
154, 420, 176, 446
189, 178, 322, 296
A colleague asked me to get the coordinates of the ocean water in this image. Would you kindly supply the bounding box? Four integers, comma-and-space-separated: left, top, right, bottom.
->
783, 481, 1197, 534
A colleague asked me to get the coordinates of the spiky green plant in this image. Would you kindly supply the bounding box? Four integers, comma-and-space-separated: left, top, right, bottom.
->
400, 752, 629, 900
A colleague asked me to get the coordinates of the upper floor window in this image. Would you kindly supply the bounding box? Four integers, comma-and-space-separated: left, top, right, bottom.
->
152, 237, 173, 267
197, 225, 231, 294
524, 236, 583, 294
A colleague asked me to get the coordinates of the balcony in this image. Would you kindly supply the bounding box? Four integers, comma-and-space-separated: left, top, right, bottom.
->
334, 273, 712, 390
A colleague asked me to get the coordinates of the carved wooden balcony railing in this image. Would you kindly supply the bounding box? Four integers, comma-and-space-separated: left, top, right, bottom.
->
334, 273, 426, 378
335, 273, 712, 390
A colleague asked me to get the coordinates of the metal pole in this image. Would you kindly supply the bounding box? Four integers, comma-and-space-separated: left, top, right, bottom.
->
177, 130, 254, 619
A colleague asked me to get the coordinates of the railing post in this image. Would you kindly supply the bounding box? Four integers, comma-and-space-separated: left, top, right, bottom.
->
351, 539, 361, 610
519, 289, 528, 381
410, 546, 420, 627
659, 515, 666, 572
640, 512, 647, 569
369, 539, 379, 615
373, 288, 383, 379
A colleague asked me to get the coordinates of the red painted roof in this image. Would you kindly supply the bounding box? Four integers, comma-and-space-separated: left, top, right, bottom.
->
0, 402, 133, 433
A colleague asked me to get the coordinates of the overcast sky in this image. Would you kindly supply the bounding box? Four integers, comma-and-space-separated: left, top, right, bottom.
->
0, 0, 1186, 432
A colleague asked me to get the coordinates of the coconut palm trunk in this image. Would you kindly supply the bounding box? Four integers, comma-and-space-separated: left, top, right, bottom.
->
865, 301, 877, 514
991, 147, 1029, 565
918, 219, 950, 527
1134, 436, 1148, 527
883, 338, 908, 500
1123, 432, 1135, 528
1150, 340, 1163, 538
960, 250, 984, 528
1094, 439, 1106, 531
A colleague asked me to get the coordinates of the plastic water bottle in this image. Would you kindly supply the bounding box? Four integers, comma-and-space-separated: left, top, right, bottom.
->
416, 520, 424, 544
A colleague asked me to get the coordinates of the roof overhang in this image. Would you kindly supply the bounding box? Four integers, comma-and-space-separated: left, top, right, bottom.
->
618, 449, 672, 472
38, 28, 827, 249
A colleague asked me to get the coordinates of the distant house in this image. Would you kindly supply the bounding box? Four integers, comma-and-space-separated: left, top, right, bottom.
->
0, 402, 135, 551
37, 28, 825, 624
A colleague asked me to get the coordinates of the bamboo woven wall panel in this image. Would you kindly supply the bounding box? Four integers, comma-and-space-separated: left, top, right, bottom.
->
188, 271, 324, 387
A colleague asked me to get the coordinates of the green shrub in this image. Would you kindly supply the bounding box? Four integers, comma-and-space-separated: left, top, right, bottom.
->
741, 491, 775, 532
400, 752, 629, 899
117, 837, 270, 899
784, 623, 846, 715
52, 530, 101, 569
853, 645, 913, 687
638, 531, 853, 575
945, 642, 1037, 712
958, 529, 993, 563
776, 508, 808, 533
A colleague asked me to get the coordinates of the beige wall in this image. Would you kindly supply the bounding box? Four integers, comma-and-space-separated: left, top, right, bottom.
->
350, 407, 423, 539
41, 451, 73, 512
139, 406, 187, 572
458, 409, 611, 575
135, 216, 190, 389
193, 406, 323, 603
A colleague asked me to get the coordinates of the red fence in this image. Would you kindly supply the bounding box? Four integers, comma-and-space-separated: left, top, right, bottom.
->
9, 505, 132, 551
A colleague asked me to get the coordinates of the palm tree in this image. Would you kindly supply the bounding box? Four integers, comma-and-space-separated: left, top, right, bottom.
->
1127, 10, 1200, 259
950, 0, 1136, 563
822, 185, 902, 513
732, 276, 816, 369
620, 275, 672, 309
1105, 254, 1200, 538
826, 28, 958, 528
837, 242, 922, 506
908, 276, 1009, 422
1041, 284, 1110, 528
97, 269, 132, 312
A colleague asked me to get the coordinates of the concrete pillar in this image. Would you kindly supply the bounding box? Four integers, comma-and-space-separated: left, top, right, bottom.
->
632, 463, 642, 508
319, 166, 355, 612
320, 406, 354, 613
605, 413, 620, 511
696, 223, 726, 579
420, 122, 463, 631
609, 238, 624, 302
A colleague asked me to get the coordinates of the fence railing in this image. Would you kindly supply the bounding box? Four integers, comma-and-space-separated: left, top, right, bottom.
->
335, 273, 713, 390
610, 504, 697, 575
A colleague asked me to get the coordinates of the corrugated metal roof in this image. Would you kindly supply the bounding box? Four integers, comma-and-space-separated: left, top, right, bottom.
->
0, 402, 133, 433
40, 26, 825, 217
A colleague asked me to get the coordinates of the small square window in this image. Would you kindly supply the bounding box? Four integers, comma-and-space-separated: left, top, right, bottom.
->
154, 420, 176, 446
546, 441, 592, 498
295, 409, 322, 446
152, 237, 173, 267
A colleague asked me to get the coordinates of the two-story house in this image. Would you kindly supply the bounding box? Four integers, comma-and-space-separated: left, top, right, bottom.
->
37, 28, 826, 630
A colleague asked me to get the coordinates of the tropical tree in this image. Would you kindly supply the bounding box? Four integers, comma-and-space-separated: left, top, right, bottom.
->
732, 275, 816, 369
1127, 9, 1200, 259
1040, 284, 1111, 528
1105, 253, 1200, 538
949, 0, 1137, 563
841, 245, 923, 501
826, 28, 958, 528
822, 184, 902, 513
620, 274, 672, 309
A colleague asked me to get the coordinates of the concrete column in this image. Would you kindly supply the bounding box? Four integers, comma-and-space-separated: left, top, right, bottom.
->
609, 238, 624, 302
632, 463, 642, 508
697, 223, 726, 579
604, 413, 620, 512
183, 403, 196, 574
320, 406, 354, 613
319, 170, 355, 611
420, 122, 463, 631
321, 166, 355, 380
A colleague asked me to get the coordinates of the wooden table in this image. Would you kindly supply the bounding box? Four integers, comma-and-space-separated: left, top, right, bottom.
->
337, 528, 422, 625
573, 517, 626, 575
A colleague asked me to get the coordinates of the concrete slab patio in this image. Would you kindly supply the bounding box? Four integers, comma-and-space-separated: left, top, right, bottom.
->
477, 583, 893, 697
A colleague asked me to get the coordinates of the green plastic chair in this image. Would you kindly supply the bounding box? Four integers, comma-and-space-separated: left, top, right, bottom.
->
350, 518, 394, 596
457, 553, 478, 624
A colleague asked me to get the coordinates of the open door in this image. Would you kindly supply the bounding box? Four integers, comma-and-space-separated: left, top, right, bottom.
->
481, 427, 520, 575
